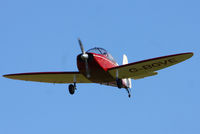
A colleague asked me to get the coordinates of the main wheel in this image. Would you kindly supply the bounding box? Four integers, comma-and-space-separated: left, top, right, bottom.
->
116, 79, 123, 89
68, 84, 75, 95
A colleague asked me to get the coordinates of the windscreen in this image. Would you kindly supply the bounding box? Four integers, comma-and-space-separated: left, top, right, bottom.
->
87, 47, 117, 63
87, 47, 107, 55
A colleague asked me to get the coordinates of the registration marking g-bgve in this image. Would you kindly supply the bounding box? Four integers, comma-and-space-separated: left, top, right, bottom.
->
129, 58, 178, 73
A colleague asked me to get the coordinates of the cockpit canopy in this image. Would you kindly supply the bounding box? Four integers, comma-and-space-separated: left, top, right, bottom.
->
87, 47, 107, 55
87, 47, 117, 64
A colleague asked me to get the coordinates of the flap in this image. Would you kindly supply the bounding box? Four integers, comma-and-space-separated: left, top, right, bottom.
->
131, 72, 158, 80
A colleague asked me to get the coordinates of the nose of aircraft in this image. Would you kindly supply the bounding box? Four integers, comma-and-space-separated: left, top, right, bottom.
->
78, 38, 91, 78
77, 52, 95, 78
81, 53, 89, 60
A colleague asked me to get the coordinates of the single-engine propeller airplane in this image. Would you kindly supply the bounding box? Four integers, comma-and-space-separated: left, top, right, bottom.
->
3, 39, 193, 97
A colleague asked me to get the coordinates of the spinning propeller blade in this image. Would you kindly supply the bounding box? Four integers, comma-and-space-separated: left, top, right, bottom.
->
78, 38, 85, 54
78, 38, 90, 78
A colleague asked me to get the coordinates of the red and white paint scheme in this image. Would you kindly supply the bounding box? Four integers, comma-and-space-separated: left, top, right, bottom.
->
3, 39, 193, 97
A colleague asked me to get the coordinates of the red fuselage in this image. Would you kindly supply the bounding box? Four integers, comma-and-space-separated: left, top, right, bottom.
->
77, 53, 117, 83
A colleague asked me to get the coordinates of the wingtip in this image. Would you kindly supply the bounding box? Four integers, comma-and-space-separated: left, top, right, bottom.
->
3, 74, 9, 79
187, 52, 194, 58
179, 52, 193, 58
3, 74, 11, 78
3, 73, 19, 79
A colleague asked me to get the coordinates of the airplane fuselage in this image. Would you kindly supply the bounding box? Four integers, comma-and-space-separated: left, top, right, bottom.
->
77, 53, 128, 88
77, 53, 116, 82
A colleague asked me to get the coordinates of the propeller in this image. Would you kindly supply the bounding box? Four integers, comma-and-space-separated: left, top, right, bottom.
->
78, 38, 90, 78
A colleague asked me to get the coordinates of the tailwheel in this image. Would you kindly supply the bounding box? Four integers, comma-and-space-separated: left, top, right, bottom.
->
68, 84, 76, 95
126, 88, 131, 98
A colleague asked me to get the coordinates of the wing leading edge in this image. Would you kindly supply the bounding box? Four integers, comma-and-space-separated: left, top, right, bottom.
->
108, 52, 193, 79
3, 72, 92, 83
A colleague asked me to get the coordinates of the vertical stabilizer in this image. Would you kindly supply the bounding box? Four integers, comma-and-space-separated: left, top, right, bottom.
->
123, 54, 128, 65
122, 54, 132, 88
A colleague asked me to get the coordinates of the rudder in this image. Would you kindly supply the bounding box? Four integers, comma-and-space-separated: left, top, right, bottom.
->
122, 54, 132, 88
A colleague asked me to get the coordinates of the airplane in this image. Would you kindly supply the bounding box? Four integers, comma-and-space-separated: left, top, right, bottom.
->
3, 39, 193, 98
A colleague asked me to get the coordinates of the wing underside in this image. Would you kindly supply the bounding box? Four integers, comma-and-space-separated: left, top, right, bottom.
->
3, 53, 193, 84
108, 52, 193, 79
3, 72, 92, 83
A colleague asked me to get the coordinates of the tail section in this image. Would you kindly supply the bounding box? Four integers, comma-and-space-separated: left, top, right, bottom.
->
123, 54, 128, 65
122, 54, 132, 88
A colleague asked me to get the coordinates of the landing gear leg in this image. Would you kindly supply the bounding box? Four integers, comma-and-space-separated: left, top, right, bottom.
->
68, 83, 77, 95
116, 78, 123, 89
126, 88, 131, 98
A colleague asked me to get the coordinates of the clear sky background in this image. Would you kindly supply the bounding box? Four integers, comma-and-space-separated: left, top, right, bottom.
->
0, 0, 199, 134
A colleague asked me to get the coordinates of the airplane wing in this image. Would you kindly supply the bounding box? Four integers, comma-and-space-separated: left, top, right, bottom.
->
108, 52, 193, 79
3, 72, 92, 83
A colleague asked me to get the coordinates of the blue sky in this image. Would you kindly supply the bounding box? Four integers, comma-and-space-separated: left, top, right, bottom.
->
0, 0, 199, 134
